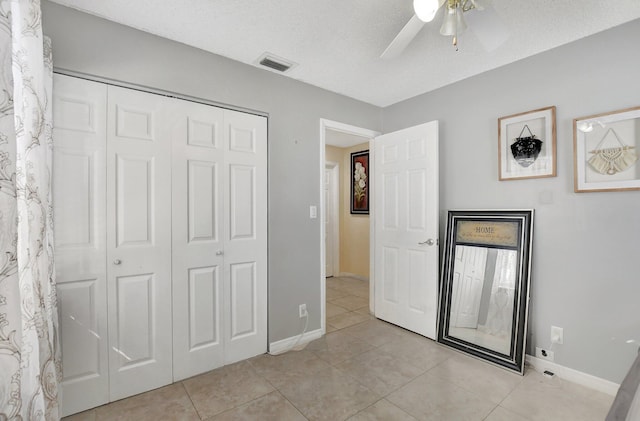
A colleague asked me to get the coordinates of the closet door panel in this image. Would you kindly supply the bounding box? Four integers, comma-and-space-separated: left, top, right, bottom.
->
223, 110, 267, 364
229, 165, 255, 239
53, 74, 109, 417
188, 266, 220, 347
115, 155, 155, 245
115, 273, 155, 363
229, 261, 257, 338
54, 152, 93, 246
189, 160, 217, 241
172, 99, 225, 380
106, 86, 172, 401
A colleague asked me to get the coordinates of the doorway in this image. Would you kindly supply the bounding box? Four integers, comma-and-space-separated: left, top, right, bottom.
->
319, 119, 380, 333
320, 119, 440, 339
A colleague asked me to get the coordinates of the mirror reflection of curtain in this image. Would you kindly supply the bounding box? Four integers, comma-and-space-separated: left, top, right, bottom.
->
484, 249, 517, 338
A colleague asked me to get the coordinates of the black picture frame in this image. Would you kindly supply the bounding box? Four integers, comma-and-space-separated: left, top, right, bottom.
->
350, 150, 369, 215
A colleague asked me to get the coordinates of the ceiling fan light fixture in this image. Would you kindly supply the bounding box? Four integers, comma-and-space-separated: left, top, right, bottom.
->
414, 0, 442, 23
382, 0, 504, 57
467, 0, 486, 12
456, 6, 468, 33
440, 2, 467, 48
440, 6, 458, 36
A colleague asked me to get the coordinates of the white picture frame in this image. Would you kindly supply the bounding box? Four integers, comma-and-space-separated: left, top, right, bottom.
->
498, 106, 557, 181
574, 106, 640, 193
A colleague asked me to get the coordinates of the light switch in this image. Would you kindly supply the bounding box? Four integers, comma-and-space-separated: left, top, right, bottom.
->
309, 205, 317, 219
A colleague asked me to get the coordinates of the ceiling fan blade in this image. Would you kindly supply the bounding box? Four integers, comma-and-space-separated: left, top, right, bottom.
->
465, 3, 509, 52
381, 15, 426, 60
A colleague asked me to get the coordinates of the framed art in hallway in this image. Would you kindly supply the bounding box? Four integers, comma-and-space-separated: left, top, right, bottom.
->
573, 105, 640, 192
498, 106, 557, 181
350, 150, 369, 214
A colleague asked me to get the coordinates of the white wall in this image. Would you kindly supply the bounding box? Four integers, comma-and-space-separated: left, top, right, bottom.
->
42, 1, 382, 344
382, 19, 640, 383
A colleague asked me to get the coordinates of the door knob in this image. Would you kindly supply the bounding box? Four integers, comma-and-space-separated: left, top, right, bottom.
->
419, 239, 436, 246
215, 250, 224, 256
113, 259, 122, 265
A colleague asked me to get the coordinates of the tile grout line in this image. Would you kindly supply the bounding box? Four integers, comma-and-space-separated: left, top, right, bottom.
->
246, 355, 314, 420
423, 356, 524, 421
179, 380, 206, 420
273, 388, 312, 421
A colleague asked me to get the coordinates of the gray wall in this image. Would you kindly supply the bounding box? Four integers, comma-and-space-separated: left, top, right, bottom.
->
43, 0, 639, 384
42, 1, 382, 343
383, 19, 640, 383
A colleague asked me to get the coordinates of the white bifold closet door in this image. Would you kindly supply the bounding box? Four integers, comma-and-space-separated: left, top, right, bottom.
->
53, 75, 109, 416
171, 100, 267, 381
105, 86, 173, 401
53, 74, 268, 415
54, 78, 174, 409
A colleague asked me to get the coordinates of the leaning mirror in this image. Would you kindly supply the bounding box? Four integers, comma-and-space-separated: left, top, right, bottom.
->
438, 210, 534, 374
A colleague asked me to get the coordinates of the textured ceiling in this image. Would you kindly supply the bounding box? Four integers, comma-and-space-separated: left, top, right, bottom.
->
48, 0, 640, 107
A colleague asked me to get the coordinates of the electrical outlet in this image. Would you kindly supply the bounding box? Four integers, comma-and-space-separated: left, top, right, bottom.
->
551, 326, 563, 344
535, 346, 554, 362
299, 304, 307, 318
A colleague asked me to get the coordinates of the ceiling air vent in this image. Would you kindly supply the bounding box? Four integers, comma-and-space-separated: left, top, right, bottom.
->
256, 53, 297, 73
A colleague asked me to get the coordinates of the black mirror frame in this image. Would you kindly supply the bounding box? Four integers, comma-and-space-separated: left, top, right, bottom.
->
437, 209, 534, 374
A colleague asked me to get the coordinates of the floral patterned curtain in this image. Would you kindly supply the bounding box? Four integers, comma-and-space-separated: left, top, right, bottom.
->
0, 0, 61, 419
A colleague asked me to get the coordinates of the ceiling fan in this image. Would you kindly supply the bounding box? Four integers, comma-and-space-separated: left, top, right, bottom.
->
381, 0, 509, 59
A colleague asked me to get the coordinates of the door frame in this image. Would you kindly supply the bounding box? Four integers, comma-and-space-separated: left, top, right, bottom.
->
324, 161, 340, 278
319, 119, 380, 333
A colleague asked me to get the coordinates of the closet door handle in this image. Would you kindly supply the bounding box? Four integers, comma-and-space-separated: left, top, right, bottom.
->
113, 259, 122, 265
419, 239, 436, 246
215, 250, 224, 256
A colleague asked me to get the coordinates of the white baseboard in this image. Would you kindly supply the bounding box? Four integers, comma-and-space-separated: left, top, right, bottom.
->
526, 355, 620, 396
268, 328, 323, 356
337, 272, 369, 282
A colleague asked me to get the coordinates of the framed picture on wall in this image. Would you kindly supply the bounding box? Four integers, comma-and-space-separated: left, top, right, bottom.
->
350, 150, 369, 214
498, 106, 557, 181
573, 105, 640, 192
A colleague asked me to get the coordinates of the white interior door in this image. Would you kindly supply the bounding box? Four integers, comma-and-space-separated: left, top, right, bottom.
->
53, 74, 109, 416
106, 86, 173, 400
324, 165, 335, 277
171, 99, 225, 380
451, 246, 487, 328
222, 110, 268, 364
373, 121, 439, 339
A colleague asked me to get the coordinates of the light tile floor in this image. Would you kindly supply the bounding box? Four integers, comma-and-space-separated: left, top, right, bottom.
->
64, 276, 614, 421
